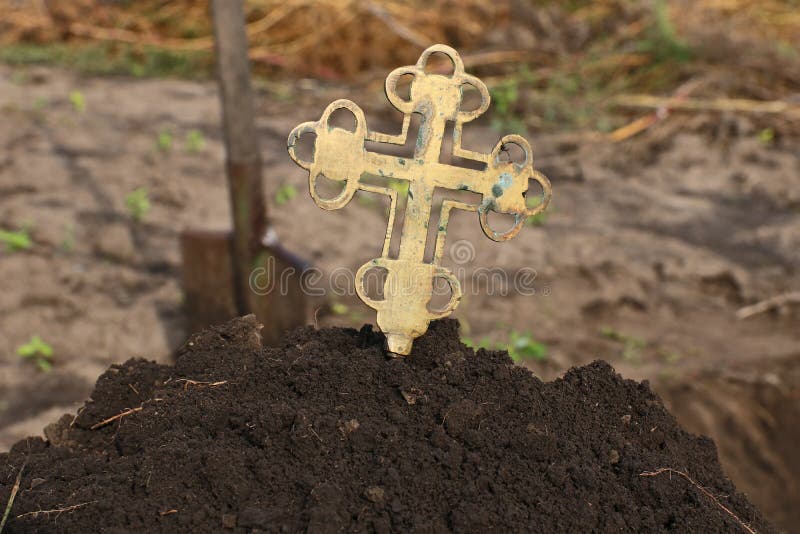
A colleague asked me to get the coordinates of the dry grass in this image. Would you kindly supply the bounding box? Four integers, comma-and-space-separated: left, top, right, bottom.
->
0, 0, 505, 78
641, 468, 757, 534
0, 0, 797, 135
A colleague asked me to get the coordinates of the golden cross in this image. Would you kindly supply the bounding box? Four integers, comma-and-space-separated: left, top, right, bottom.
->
288, 44, 552, 355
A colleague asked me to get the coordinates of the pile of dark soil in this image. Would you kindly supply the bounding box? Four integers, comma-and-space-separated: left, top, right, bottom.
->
1, 317, 771, 533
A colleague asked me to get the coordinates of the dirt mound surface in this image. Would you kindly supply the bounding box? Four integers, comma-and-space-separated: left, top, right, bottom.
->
0, 317, 772, 533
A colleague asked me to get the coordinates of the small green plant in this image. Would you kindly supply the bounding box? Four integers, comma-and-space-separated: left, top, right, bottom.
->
463, 331, 548, 362
599, 326, 624, 342
491, 78, 519, 117
525, 194, 549, 227
658, 348, 682, 364
33, 96, 48, 110
17, 335, 54, 372
356, 194, 378, 208
185, 129, 205, 153
600, 327, 646, 362
69, 90, 86, 112
0, 226, 32, 252
11, 70, 29, 85
387, 178, 410, 196
61, 223, 75, 253
758, 128, 775, 145
507, 331, 548, 362
324, 298, 367, 324
636, 0, 692, 63
125, 187, 151, 221
330, 302, 349, 316
490, 77, 525, 134
156, 130, 173, 152
462, 336, 494, 351
275, 183, 298, 205
526, 212, 548, 227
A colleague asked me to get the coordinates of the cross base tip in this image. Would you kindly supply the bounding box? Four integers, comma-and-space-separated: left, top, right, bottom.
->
385, 333, 413, 356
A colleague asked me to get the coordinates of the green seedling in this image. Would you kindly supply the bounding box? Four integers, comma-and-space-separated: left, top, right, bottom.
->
463, 331, 548, 362
185, 129, 205, 152
490, 66, 535, 134
490, 76, 525, 135
636, 0, 692, 63
275, 184, 298, 205
758, 128, 774, 145
11, 70, 29, 85
508, 330, 548, 362
600, 326, 622, 341
658, 349, 682, 364
33, 96, 49, 111
331, 302, 349, 316
325, 299, 367, 324
621, 339, 645, 362
491, 78, 518, 117
17, 335, 54, 372
156, 130, 173, 152
61, 223, 75, 253
525, 194, 549, 227
387, 178, 410, 196
69, 90, 86, 112
462, 336, 494, 351
526, 212, 547, 227
600, 326, 646, 362
125, 187, 151, 221
372, 181, 407, 215
0, 227, 32, 252
356, 194, 378, 208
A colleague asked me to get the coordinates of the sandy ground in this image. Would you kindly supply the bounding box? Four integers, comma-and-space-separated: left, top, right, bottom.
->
0, 64, 798, 529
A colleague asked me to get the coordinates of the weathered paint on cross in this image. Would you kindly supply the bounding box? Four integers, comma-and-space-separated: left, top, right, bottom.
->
288, 44, 552, 355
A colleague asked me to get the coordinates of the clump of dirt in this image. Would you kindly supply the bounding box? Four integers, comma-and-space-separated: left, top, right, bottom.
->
0, 317, 772, 533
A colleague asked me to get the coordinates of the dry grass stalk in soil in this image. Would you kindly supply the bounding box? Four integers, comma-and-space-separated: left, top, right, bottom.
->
88, 406, 144, 430
608, 78, 703, 142
15, 501, 95, 521
610, 91, 800, 141
0, 463, 23, 533
611, 95, 800, 118
174, 378, 229, 390
88, 380, 227, 429
640, 468, 756, 534
736, 292, 800, 320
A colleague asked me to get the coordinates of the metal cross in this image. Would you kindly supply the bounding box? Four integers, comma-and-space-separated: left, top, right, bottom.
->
288, 44, 552, 355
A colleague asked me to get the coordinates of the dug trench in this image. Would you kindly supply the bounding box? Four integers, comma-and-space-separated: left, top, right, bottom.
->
0, 317, 774, 533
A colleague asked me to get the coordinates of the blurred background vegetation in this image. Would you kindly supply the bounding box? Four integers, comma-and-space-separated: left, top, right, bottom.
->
1, 0, 798, 138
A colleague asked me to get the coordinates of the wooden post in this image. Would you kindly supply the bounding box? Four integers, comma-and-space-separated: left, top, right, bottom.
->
208, 0, 307, 342
210, 0, 265, 291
